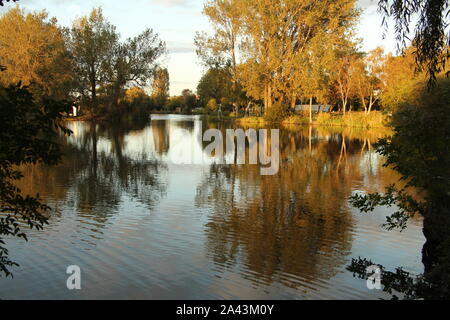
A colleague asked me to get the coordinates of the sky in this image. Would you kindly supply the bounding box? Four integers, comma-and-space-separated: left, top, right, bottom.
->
14, 0, 398, 96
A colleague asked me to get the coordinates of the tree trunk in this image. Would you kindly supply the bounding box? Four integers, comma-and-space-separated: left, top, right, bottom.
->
368, 94, 373, 114
91, 78, 97, 112
342, 97, 347, 116
291, 94, 296, 110
264, 84, 268, 112
267, 84, 272, 109
309, 96, 313, 124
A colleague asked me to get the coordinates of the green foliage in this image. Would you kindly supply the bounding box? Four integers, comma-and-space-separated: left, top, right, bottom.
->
68, 8, 166, 116
181, 89, 198, 112
164, 96, 184, 112
197, 68, 233, 105
151, 67, 170, 109
348, 75, 450, 299
346, 258, 434, 300
0, 82, 71, 277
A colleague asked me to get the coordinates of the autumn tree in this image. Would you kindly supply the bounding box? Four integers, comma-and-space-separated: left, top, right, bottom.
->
151, 67, 170, 108
229, 0, 358, 116
206, 98, 218, 112
0, 7, 72, 100
195, 0, 244, 110
380, 47, 427, 112
352, 47, 385, 114
330, 44, 362, 115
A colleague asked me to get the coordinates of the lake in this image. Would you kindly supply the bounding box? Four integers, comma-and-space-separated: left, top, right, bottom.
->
0, 114, 424, 299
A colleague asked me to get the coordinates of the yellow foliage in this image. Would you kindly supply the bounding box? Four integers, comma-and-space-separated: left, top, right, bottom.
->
124, 87, 147, 104
0, 7, 72, 99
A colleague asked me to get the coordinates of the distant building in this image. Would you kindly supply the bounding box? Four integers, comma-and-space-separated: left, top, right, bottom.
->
295, 104, 331, 113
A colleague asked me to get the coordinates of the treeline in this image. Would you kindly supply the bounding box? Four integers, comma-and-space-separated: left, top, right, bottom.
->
0, 7, 172, 120
194, 0, 449, 122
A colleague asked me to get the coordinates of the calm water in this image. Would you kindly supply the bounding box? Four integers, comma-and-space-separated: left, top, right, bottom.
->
0, 115, 424, 299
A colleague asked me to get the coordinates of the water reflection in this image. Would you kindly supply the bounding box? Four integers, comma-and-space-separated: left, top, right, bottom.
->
1, 115, 424, 299
195, 126, 393, 290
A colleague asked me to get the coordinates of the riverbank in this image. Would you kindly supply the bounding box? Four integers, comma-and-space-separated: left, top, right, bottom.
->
236, 111, 389, 129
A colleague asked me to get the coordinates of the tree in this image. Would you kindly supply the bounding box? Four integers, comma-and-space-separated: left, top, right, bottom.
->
0, 7, 73, 100
181, 89, 197, 112
106, 29, 166, 111
352, 48, 385, 114
380, 47, 426, 112
0, 81, 71, 277
206, 98, 218, 112
378, 0, 449, 84
331, 49, 361, 114
233, 0, 358, 115
195, 0, 244, 109
196, 67, 233, 105
195, 0, 243, 71
68, 8, 118, 112
152, 67, 170, 109
349, 74, 450, 299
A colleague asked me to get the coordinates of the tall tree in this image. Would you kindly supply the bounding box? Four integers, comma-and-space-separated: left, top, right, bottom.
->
151, 67, 170, 108
195, 0, 244, 108
68, 8, 118, 112
330, 41, 361, 115
106, 29, 166, 110
353, 47, 385, 114
235, 0, 358, 114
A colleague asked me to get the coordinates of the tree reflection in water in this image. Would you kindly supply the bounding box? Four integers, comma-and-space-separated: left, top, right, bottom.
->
5, 116, 422, 299
15, 118, 168, 239
195, 124, 399, 289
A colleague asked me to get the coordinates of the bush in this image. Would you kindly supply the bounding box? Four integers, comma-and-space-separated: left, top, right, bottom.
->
315, 111, 387, 128
236, 116, 266, 125
192, 108, 207, 115
264, 103, 289, 123
316, 112, 331, 123
282, 115, 309, 125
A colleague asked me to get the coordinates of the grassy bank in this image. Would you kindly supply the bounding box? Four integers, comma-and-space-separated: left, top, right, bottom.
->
236, 111, 389, 129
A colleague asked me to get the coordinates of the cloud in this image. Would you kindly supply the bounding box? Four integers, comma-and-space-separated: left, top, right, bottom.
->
168, 41, 196, 54
153, 0, 191, 7
357, 0, 378, 10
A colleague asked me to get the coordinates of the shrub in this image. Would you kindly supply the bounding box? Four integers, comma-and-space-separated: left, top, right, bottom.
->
282, 115, 309, 125
264, 103, 289, 123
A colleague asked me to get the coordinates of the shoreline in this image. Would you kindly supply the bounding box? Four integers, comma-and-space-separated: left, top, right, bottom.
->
235, 111, 389, 130
65, 111, 390, 131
